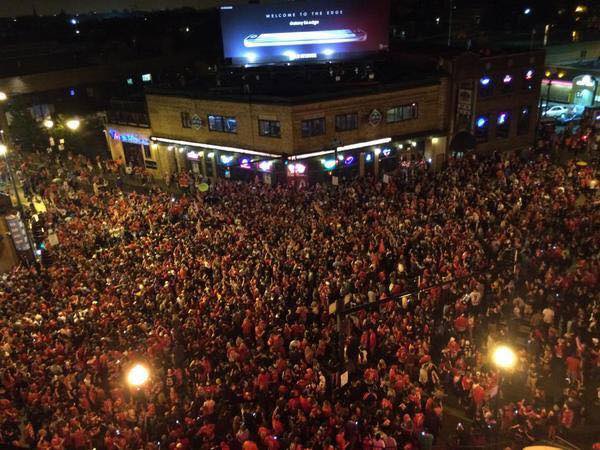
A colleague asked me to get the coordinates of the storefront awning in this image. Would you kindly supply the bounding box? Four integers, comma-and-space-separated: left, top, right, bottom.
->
150, 136, 282, 158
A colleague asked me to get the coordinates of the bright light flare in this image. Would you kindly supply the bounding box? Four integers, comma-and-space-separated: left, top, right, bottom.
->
127, 364, 150, 387
492, 345, 517, 370
66, 119, 81, 130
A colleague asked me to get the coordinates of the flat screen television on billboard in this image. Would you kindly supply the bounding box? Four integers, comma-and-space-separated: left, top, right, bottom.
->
220, 0, 390, 65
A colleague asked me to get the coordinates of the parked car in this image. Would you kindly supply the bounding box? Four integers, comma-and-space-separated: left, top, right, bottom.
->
543, 105, 570, 118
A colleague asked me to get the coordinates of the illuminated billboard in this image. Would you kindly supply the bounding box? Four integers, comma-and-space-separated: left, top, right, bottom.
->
220, 0, 390, 65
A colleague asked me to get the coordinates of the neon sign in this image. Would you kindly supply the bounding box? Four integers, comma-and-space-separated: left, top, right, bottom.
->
108, 129, 150, 146
575, 75, 595, 87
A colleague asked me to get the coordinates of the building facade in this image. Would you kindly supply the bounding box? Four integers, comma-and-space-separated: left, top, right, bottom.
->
104, 47, 546, 182
136, 77, 448, 182
443, 49, 545, 155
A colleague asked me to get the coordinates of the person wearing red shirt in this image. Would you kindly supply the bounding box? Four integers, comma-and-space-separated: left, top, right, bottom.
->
565, 354, 581, 383
454, 314, 468, 334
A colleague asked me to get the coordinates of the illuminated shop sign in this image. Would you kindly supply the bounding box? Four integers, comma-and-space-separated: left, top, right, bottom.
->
109, 129, 150, 146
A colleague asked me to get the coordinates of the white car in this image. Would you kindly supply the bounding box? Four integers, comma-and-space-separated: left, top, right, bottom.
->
543, 105, 570, 118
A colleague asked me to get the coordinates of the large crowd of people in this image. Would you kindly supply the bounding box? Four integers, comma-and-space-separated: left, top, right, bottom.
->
0, 149, 598, 450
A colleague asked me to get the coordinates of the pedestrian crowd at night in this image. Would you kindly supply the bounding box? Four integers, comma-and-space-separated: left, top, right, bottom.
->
0, 149, 598, 450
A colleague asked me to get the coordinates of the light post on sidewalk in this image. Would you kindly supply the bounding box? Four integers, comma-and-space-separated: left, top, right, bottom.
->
0, 144, 36, 262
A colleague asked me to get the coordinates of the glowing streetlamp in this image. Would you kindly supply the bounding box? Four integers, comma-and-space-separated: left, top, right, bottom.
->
0, 144, 6, 156
66, 119, 81, 131
0, 92, 7, 102
127, 363, 150, 388
492, 345, 517, 370
43, 118, 54, 129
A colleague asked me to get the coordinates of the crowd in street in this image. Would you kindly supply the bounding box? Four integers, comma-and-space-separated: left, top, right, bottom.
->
0, 150, 598, 450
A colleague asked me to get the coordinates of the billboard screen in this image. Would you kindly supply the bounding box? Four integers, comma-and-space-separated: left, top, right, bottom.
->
220, 0, 390, 65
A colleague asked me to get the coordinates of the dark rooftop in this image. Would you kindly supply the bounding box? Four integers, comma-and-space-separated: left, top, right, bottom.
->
145, 61, 442, 106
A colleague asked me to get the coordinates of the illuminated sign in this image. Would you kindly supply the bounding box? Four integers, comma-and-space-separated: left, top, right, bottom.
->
288, 163, 306, 175
220, 0, 390, 65
575, 75, 595, 88
322, 159, 337, 170
108, 129, 150, 146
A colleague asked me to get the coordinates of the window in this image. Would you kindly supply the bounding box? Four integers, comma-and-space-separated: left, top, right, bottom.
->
143, 145, 152, 159
208, 115, 237, 133
258, 119, 281, 137
301, 117, 325, 137
474, 115, 490, 142
501, 74, 513, 93
517, 106, 531, 135
478, 76, 493, 97
335, 113, 358, 131
142, 73, 152, 82
386, 103, 418, 123
496, 112, 511, 138
181, 112, 192, 129
523, 69, 535, 91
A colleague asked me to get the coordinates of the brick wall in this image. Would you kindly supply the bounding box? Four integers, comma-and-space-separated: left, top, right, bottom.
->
147, 80, 446, 156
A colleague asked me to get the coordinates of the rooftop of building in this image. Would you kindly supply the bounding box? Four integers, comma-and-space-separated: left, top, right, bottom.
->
391, 41, 544, 60
145, 61, 443, 106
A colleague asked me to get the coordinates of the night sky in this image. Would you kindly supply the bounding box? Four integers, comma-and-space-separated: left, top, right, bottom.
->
0, 0, 226, 17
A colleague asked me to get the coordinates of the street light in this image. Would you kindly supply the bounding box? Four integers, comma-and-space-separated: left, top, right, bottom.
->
0, 92, 7, 102
127, 364, 150, 388
492, 345, 517, 370
66, 119, 81, 131
43, 118, 54, 129
0, 143, 36, 261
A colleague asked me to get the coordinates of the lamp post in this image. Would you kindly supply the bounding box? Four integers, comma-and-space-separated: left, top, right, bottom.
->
127, 363, 150, 388
66, 118, 81, 131
0, 144, 35, 262
491, 344, 517, 404
126, 363, 150, 441
0, 91, 10, 145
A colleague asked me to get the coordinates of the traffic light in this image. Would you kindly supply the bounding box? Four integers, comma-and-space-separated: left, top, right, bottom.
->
31, 220, 45, 251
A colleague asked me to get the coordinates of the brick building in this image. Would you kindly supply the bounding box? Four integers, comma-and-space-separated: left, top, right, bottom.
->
105, 47, 545, 182
392, 46, 545, 155
107, 71, 449, 182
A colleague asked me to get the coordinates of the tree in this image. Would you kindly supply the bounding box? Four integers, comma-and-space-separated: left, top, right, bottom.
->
7, 107, 48, 152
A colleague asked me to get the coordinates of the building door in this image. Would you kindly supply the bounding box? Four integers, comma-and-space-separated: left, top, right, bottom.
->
123, 143, 144, 167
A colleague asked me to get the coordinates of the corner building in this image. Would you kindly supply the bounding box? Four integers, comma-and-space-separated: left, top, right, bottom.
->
143, 74, 448, 183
